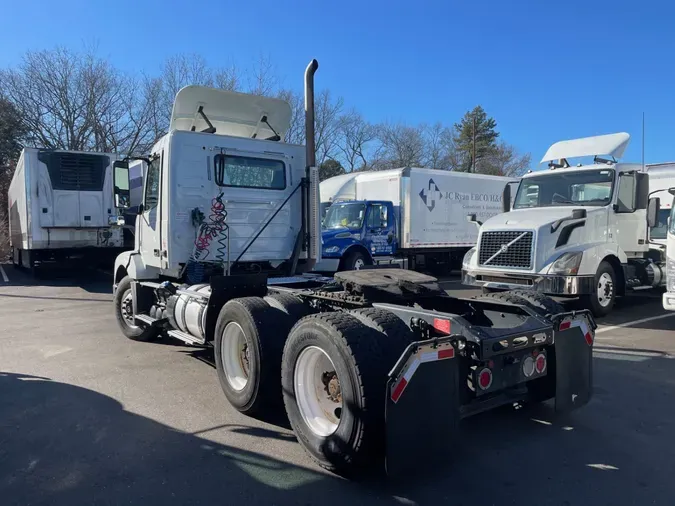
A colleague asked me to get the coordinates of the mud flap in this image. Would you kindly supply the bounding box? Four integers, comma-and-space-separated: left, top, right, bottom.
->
384, 338, 460, 479
553, 313, 594, 412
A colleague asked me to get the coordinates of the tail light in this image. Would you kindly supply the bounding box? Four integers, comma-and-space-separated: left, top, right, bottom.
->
477, 368, 493, 390
535, 353, 547, 374
522, 356, 535, 378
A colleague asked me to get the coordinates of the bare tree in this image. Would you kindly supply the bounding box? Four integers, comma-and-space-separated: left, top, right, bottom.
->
481, 142, 531, 177
422, 122, 454, 169
375, 122, 426, 169
277, 89, 305, 145
246, 54, 278, 96
314, 90, 344, 165
336, 110, 376, 172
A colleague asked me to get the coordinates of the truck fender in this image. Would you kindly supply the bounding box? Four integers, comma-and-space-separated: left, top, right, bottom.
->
341, 244, 373, 264
576, 245, 626, 276
113, 251, 160, 288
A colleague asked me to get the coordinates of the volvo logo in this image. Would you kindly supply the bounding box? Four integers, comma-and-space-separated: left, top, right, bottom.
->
499, 244, 509, 253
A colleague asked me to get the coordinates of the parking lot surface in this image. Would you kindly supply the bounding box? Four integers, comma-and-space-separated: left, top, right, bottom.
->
1, 264, 675, 506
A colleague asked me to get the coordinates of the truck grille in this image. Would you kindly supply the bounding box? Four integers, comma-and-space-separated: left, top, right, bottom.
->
478, 231, 533, 269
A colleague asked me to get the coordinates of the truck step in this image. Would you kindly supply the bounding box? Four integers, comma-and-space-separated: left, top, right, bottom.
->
134, 314, 156, 325
167, 329, 206, 346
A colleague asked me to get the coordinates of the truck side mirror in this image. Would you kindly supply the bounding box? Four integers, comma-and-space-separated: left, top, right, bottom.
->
466, 213, 482, 227
502, 184, 511, 213
113, 160, 131, 210
647, 197, 660, 228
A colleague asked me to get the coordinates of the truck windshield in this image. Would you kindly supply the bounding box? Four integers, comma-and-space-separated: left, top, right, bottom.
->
323, 202, 365, 229
514, 169, 615, 209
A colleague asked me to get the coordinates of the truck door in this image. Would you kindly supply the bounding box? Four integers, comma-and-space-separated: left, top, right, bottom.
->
612, 172, 646, 254
138, 154, 163, 268
364, 202, 397, 257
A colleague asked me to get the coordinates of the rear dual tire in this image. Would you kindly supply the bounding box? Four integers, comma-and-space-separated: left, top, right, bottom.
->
281, 309, 413, 476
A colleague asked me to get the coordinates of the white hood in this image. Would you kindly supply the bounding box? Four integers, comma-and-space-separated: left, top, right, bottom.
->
480, 206, 608, 272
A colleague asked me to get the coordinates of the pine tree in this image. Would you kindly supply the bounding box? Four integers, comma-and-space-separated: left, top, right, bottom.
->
452, 106, 499, 172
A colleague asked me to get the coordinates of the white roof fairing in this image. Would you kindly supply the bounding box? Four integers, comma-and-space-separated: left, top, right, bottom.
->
170, 86, 292, 140
540, 132, 631, 164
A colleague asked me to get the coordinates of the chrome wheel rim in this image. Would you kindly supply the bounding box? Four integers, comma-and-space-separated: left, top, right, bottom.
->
221, 322, 250, 391
294, 346, 342, 437
120, 289, 138, 328
354, 258, 365, 270
597, 272, 614, 308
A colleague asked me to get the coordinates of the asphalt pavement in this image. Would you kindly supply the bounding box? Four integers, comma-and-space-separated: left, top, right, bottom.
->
1, 264, 674, 506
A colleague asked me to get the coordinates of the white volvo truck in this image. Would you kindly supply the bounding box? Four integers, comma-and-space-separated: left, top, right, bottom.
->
462, 133, 665, 317
109, 60, 594, 479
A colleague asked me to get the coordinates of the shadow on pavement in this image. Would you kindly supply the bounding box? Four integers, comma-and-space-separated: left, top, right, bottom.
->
3, 348, 674, 506
0, 263, 112, 294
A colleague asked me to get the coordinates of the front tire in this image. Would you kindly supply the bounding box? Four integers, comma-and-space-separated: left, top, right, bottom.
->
113, 275, 159, 342
281, 312, 388, 477
341, 250, 370, 271
580, 261, 616, 317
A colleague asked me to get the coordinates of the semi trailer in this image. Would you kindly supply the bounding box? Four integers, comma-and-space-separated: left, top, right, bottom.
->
462, 133, 672, 317
315, 168, 516, 274
8, 147, 126, 270
109, 60, 594, 478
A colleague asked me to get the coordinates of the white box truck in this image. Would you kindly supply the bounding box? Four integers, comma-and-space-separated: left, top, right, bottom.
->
8, 147, 125, 271
316, 168, 517, 273
462, 132, 670, 317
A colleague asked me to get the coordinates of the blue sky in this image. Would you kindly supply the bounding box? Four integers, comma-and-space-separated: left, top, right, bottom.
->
1, 0, 674, 167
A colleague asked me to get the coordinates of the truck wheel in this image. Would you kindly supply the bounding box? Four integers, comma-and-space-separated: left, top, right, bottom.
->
348, 307, 414, 368
214, 297, 290, 415
342, 250, 370, 271
281, 312, 387, 476
113, 276, 159, 342
264, 292, 313, 321
580, 261, 616, 317
474, 289, 564, 318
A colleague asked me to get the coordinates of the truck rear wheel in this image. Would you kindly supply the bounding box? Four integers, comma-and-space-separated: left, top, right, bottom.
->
474, 289, 564, 318
214, 297, 291, 415
113, 275, 159, 342
264, 292, 312, 321
281, 312, 388, 476
348, 307, 414, 368
580, 261, 616, 317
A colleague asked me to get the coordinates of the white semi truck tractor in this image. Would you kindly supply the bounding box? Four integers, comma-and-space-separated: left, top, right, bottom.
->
109, 60, 595, 479
462, 133, 666, 317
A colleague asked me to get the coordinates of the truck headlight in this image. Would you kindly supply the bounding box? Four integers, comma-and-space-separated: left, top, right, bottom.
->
667, 258, 675, 292
462, 247, 476, 270
548, 252, 583, 275
324, 246, 340, 254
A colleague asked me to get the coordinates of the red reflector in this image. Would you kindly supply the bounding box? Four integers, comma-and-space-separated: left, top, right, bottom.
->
438, 348, 455, 360
559, 321, 571, 331
478, 368, 492, 390
433, 318, 451, 335
535, 353, 547, 374
584, 332, 593, 346
391, 377, 408, 403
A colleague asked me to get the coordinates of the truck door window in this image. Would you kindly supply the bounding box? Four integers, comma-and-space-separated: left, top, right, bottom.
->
144, 155, 161, 211
367, 204, 388, 229
651, 209, 671, 239
616, 173, 636, 213
214, 154, 285, 190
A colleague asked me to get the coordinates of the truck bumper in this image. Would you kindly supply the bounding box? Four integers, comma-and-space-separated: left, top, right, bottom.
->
663, 292, 675, 311
462, 269, 595, 296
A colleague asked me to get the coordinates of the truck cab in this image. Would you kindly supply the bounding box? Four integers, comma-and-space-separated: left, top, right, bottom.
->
320, 199, 397, 270
662, 189, 675, 311
462, 132, 664, 317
